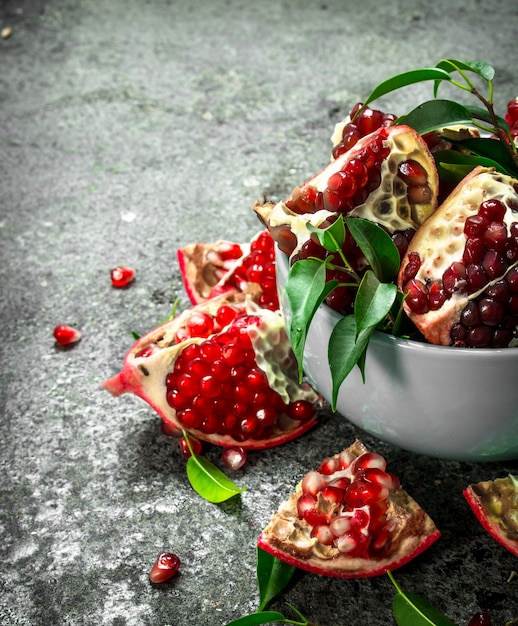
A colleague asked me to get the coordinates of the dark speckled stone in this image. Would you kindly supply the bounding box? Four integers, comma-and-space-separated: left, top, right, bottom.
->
1, 1, 518, 624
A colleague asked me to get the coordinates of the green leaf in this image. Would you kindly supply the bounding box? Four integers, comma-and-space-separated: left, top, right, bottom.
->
396, 99, 474, 136
360, 67, 452, 112
436, 58, 495, 82
388, 571, 458, 626
257, 549, 296, 612
186, 454, 245, 503
285, 258, 338, 379
344, 218, 400, 282
224, 611, 290, 626
464, 104, 510, 130
433, 149, 509, 182
354, 271, 397, 338
393, 591, 458, 626
447, 137, 518, 176
328, 315, 373, 410
307, 217, 345, 252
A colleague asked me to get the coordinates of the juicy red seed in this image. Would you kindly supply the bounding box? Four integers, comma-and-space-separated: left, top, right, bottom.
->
463, 237, 485, 264
404, 279, 429, 314
286, 399, 315, 422
199, 340, 222, 360
185, 311, 214, 338
478, 298, 505, 326
478, 198, 506, 222
177, 407, 204, 429
215, 305, 238, 327
199, 375, 222, 398
482, 250, 507, 279
110, 266, 136, 288
467, 611, 493, 626
341, 127, 362, 151
222, 446, 247, 470
356, 108, 384, 135
149, 552, 181, 584
218, 242, 243, 260
397, 159, 427, 185
311, 525, 335, 545
345, 158, 369, 188
178, 436, 202, 458
442, 262, 467, 296
484, 279, 510, 302
328, 170, 357, 198
344, 480, 388, 507
210, 359, 231, 380
427, 282, 446, 310
467, 325, 493, 348
483, 221, 508, 251
460, 301, 482, 328
166, 388, 189, 411
407, 184, 432, 204
402, 251, 422, 280
186, 357, 209, 378
464, 214, 489, 237
492, 328, 514, 348
466, 263, 487, 292
301, 470, 327, 496
506, 266, 518, 292
351, 452, 387, 472
330, 516, 352, 537
53, 324, 82, 346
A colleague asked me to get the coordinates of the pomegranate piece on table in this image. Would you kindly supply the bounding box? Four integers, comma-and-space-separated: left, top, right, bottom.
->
463, 474, 518, 557
258, 440, 440, 578
178, 229, 279, 311
53, 324, 82, 346
102, 292, 320, 450
398, 166, 518, 347
148, 552, 181, 584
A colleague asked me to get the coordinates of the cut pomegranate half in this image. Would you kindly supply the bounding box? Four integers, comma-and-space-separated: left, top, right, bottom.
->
398, 166, 518, 346
463, 475, 518, 558
102, 292, 320, 450
258, 440, 440, 578
178, 229, 279, 311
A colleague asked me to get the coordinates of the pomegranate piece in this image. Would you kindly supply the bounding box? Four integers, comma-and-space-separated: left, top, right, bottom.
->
258, 440, 440, 578
463, 474, 518, 558
53, 324, 82, 346
398, 166, 518, 346
110, 266, 136, 288
102, 292, 320, 450
177, 229, 279, 311
148, 552, 181, 584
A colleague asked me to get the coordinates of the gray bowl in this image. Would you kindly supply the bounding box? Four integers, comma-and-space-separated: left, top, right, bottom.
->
276, 247, 518, 462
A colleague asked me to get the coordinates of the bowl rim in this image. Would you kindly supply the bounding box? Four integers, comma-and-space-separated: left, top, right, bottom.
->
275, 244, 518, 359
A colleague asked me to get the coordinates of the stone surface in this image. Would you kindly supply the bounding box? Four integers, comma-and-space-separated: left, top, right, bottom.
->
1, 0, 518, 625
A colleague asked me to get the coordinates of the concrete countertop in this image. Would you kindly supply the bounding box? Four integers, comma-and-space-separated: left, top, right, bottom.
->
1, 1, 517, 624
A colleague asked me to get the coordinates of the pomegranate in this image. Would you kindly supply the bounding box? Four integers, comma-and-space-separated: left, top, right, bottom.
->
463, 474, 518, 557
258, 440, 440, 578
148, 552, 181, 583
110, 266, 136, 288
398, 166, 518, 347
178, 229, 279, 311
102, 292, 320, 450
53, 324, 82, 346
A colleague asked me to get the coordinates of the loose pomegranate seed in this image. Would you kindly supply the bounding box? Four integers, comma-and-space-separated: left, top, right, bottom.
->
222, 446, 247, 470
53, 324, 82, 346
467, 611, 493, 626
149, 552, 181, 584
110, 266, 136, 288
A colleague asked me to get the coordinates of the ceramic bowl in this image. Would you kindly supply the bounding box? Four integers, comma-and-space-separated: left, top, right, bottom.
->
276, 247, 518, 462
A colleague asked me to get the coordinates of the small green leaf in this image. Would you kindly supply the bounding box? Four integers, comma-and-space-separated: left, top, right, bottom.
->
464, 105, 509, 130
307, 217, 345, 252
186, 454, 245, 503
393, 591, 458, 626
131, 331, 141, 340
354, 271, 397, 338
360, 67, 452, 112
344, 218, 400, 282
396, 99, 474, 136
224, 611, 290, 626
448, 137, 518, 176
436, 58, 495, 83
257, 549, 296, 612
433, 149, 508, 182
328, 315, 373, 410
285, 258, 338, 378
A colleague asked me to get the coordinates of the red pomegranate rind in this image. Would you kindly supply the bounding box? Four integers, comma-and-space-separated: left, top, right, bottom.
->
258, 441, 440, 578
463, 476, 518, 558
102, 292, 320, 450
398, 166, 518, 346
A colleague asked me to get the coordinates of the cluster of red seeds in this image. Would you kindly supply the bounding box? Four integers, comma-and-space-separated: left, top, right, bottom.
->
297, 450, 400, 558
165, 305, 314, 440
209, 230, 279, 311
505, 97, 518, 142
403, 197, 518, 347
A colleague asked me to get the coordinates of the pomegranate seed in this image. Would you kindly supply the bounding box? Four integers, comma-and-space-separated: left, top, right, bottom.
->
53, 324, 81, 346
330, 515, 352, 537
404, 279, 429, 314
397, 159, 428, 185
467, 611, 493, 626
478, 298, 505, 326
402, 251, 422, 280
464, 215, 489, 237
301, 470, 327, 496
178, 435, 202, 458
110, 266, 136, 288
185, 311, 214, 338
222, 446, 247, 470
311, 524, 335, 545
442, 262, 467, 296
149, 552, 181, 584
478, 198, 506, 222
356, 107, 384, 135
407, 184, 432, 204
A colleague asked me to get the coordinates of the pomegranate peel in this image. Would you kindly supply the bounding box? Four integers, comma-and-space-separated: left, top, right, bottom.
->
398, 166, 518, 346
258, 440, 440, 578
463, 475, 518, 558
102, 292, 320, 450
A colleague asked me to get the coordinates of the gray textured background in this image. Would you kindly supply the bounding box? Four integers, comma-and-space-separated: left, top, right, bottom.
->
1, 1, 518, 625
